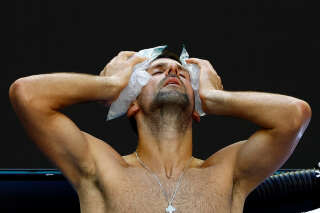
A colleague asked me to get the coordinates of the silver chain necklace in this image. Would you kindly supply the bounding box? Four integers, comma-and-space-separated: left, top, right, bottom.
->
135, 151, 193, 213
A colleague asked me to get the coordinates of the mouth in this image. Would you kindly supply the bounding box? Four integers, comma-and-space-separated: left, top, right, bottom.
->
163, 77, 181, 88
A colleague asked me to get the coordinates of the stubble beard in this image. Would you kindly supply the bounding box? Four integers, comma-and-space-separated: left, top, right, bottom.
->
150, 88, 190, 113
144, 87, 192, 137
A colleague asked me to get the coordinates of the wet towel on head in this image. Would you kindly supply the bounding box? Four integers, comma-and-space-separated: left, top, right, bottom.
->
106, 45, 206, 121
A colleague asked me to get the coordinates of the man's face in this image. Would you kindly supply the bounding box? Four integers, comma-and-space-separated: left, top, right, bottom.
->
136, 58, 195, 114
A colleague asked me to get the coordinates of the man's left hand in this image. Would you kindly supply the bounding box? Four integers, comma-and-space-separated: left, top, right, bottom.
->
186, 58, 224, 102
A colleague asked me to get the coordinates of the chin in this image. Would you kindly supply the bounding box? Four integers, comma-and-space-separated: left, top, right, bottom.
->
152, 90, 190, 109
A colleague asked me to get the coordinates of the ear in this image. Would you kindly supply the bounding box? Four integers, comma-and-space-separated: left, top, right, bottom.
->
192, 110, 200, 123
127, 101, 140, 118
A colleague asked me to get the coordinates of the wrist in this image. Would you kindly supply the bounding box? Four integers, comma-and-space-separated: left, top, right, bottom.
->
201, 89, 230, 115
100, 76, 123, 103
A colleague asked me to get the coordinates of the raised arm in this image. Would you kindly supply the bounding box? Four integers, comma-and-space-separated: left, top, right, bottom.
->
186, 58, 312, 196
9, 51, 145, 189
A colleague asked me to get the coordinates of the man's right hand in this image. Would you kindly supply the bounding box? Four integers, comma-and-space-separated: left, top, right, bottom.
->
98, 51, 146, 106
99, 51, 147, 93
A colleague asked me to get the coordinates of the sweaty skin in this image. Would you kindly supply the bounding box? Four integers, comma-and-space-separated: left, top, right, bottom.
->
9, 51, 311, 213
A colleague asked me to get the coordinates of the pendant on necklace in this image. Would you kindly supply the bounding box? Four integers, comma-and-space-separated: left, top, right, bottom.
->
166, 204, 176, 213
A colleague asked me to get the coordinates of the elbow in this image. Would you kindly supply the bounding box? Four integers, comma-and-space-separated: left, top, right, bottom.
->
9, 77, 33, 105
283, 100, 312, 133
274, 100, 312, 140
10, 77, 57, 115
293, 100, 312, 128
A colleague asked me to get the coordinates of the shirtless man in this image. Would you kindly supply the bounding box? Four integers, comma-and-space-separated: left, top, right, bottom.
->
9, 50, 312, 213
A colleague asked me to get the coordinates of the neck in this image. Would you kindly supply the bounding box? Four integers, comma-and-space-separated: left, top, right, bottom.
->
135, 107, 194, 180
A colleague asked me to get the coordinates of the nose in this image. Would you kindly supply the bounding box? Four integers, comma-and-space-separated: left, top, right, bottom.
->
166, 65, 179, 77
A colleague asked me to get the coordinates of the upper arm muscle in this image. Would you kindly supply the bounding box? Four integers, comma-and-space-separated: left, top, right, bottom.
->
233, 128, 301, 195
17, 104, 96, 189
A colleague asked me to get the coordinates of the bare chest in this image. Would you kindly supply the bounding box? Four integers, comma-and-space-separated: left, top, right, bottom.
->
94, 166, 240, 213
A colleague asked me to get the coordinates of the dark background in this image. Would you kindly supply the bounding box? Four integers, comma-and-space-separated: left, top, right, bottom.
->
3, 1, 319, 169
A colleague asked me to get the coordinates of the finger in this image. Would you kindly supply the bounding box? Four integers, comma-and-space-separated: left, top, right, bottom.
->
185, 58, 203, 65
217, 76, 224, 90
99, 67, 107, 76
128, 55, 147, 66
187, 58, 217, 73
118, 51, 136, 60
118, 51, 136, 56
108, 56, 118, 65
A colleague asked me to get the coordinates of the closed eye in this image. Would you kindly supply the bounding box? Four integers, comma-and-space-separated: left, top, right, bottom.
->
152, 69, 163, 75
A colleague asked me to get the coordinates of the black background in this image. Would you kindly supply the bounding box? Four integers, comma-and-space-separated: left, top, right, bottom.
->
3, 1, 319, 169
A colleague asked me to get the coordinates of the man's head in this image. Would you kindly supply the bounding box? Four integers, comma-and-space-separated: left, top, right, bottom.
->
127, 50, 200, 135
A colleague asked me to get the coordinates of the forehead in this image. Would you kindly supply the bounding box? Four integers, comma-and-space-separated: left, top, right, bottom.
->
147, 58, 191, 79
149, 58, 182, 67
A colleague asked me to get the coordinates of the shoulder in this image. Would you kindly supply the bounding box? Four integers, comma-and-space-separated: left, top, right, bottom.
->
201, 140, 247, 169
